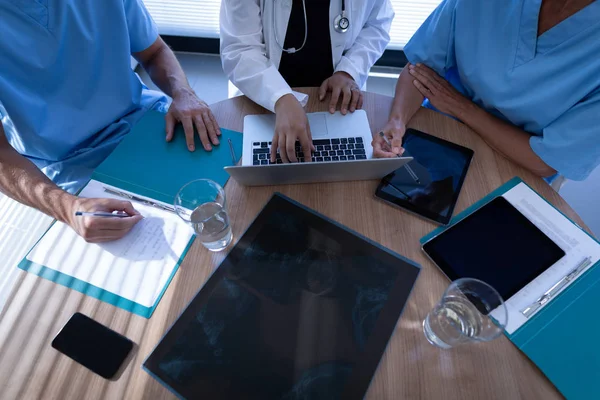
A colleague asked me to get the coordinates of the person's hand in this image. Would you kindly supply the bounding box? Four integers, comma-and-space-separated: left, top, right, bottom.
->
66, 197, 143, 243
318, 71, 363, 115
273, 94, 315, 163
165, 87, 221, 152
408, 63, 470, 118
372, 119, 406, 158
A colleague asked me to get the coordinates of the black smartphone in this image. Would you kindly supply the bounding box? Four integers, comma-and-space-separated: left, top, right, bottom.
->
52, 313, 134, 379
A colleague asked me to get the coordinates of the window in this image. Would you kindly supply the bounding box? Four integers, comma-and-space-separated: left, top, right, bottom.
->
142, 0, 221, 39
142, 0, 441, 50
388, 1, 441, 49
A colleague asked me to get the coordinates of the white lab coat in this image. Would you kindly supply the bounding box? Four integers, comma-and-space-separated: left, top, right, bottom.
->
220, 0, 394, 112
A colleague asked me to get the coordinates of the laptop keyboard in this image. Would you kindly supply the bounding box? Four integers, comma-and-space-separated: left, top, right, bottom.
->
252, 137, 367, 165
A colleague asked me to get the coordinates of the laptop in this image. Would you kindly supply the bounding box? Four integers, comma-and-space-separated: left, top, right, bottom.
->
225, 111, 411, 186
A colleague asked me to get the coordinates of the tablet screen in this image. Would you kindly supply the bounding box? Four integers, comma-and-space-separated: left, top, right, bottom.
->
423, 196, 566, 300
375, 129, 474, 225
144, 194, 421, 400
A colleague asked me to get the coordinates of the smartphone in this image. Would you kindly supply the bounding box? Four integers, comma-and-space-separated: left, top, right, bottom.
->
52, 313, 134, 379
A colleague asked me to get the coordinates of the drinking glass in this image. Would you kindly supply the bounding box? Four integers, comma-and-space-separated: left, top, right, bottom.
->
174, 179, 232, 251
423, 278, 508, 349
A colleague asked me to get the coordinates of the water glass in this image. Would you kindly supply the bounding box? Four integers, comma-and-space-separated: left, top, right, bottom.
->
174, 179, 233, 252
423, 278, 508, 349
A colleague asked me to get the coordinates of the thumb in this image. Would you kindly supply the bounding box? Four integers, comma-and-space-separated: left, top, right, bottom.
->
128, 214, 144, 224
372, 136, 396, 159
318, 79, 329, 101
121, 202, 141, 216
104, 199, 140, 216
390, 132, 405, 155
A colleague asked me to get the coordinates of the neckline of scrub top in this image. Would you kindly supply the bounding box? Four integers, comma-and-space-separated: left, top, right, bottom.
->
536, 0, 600, 55
514, 0, 600, 67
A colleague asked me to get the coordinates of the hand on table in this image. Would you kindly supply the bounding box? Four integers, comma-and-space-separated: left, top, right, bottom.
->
66, 197, 143, 243
165, 88, 221, 152
272, 94, 315, 163
372, 119, 406, 158
408, 63, 470, 119
318, 71, 363, 115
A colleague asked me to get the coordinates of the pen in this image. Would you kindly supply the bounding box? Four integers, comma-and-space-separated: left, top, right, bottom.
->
103, 187, 176, 213
228, 138, 237, 164
378, 132, 420, 184
521, 256, 592, 318
75, 211, 130, 218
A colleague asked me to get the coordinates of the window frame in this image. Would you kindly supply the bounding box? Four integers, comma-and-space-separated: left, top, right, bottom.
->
161, 35, 409, 68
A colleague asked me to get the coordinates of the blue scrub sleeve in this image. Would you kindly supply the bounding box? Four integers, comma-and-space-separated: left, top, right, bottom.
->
124, 0, 159, 53
530, 88, 600, 181
402, 0, 458, 76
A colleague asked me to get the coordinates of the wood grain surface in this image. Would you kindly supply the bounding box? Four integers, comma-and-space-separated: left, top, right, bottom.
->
0, 88, 586, 400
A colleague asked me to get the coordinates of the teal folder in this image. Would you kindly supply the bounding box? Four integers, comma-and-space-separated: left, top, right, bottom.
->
421, 177, 600, 399
19, 111, 243, 318
92, 110, 243, 205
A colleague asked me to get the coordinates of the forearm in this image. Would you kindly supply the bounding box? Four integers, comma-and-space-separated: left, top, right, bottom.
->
136, 39, 193, 99
224, 56, 292, 112
0, 126, 74, 222
455, 103, 556, 178
389, 66, 425, 126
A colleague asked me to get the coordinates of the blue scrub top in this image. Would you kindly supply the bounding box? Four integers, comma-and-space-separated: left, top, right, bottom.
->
0, 0, 169, 193
404, 0, 600, 181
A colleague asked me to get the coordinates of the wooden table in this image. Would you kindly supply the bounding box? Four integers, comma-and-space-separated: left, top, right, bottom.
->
0, 88, 587, 399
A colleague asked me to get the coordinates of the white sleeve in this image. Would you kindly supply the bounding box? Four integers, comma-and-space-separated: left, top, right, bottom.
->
220, 0, 293, 112
335, 0, 394, 87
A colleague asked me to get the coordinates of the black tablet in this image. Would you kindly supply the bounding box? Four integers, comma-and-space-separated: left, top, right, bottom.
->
375, 129, 474, 225
422, 196, 566, 300
144, 193, 421, 400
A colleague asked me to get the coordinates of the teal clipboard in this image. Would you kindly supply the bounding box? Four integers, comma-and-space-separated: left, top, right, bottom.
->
18, 111, 243, 319
18, 237, 194, 319
421, 177, 600, 399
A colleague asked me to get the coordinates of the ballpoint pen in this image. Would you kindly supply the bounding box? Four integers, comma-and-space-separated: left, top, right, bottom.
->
75, 211, 130, 218
103, 187, 176, 213
228, 138, 237, 164
521, 256, 592, 318
378, 132, 421, 184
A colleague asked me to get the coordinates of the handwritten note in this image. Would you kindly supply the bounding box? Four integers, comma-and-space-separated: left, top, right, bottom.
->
26, 180, 194, 308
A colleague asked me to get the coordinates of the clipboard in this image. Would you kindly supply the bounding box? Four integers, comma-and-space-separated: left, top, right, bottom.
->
421, 177, 600, 400
18, 111, 243, 318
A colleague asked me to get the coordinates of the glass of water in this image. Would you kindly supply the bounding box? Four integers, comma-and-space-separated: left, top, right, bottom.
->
423, 278, 508, 349
174, 179, 233, 252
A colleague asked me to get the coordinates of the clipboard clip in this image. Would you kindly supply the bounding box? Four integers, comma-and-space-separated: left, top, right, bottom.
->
520, 257, 592, 318
103, 187, 175, 213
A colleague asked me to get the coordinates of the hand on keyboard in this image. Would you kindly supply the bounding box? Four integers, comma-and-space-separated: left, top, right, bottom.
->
252, 137, 367, 165
273, 95, 314, 163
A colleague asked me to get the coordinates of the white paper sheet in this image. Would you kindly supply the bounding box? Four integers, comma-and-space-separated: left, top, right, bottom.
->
490, 183, 600, 334
26, 180, 194, 308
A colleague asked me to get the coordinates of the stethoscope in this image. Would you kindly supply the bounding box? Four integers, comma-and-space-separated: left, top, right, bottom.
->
274, 0, 350, 54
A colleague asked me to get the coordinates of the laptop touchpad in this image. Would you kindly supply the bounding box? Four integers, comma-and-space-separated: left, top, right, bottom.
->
308, 114, 328, 137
